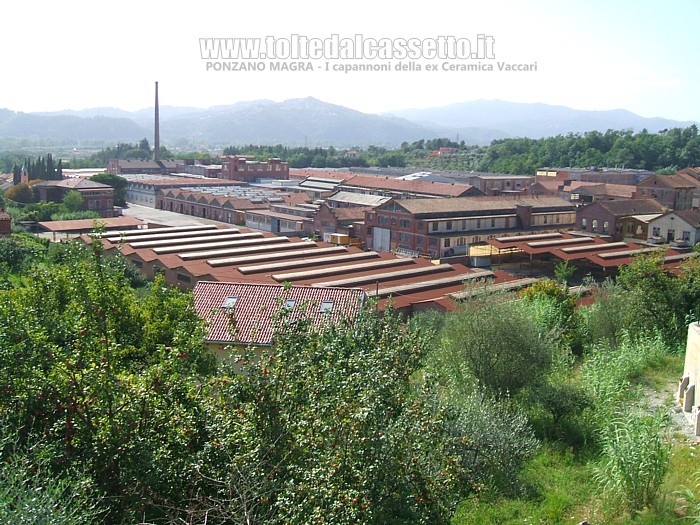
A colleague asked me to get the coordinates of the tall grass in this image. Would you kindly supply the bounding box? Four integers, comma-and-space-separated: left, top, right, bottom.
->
593, 412, 671, 516
580, 330, 667, 427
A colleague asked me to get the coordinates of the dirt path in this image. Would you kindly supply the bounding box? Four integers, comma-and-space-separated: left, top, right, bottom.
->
646, 375, 698, 443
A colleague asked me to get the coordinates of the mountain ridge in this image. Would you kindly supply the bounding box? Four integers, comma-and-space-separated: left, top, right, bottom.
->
0, 98, 695, 149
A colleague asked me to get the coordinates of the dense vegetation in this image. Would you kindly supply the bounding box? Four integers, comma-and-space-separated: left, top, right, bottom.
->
225, 126, 700, 173
1, 232, 700, 523
6, 125, 697, 175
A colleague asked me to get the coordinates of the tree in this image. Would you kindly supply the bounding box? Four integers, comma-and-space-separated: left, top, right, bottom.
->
616, 250, 684, 345
5, 183, 34, 204
0, 241, 217, 523
192, 305, 473, 525
443, 294, 557, 397
90, 173, 128, 207
62, 190, 84, 212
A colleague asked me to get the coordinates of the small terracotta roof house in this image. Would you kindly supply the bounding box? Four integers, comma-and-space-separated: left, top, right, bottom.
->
193, 281, 366, 360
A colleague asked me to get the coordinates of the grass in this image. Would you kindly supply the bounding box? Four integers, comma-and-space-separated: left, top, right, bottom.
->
452, 346, 700, 525
453, 444, 597, 525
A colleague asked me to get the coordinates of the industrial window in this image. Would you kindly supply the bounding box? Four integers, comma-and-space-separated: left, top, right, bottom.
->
177, 273, 191, 283
400, 219, 411, 228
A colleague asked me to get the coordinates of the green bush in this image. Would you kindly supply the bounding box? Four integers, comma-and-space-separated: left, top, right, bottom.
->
0, 454, 102, 524
443, 392, 540, 496
443, 294, 558, 398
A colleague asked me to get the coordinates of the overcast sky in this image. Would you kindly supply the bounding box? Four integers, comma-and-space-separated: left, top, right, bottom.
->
3, 1, 698, 121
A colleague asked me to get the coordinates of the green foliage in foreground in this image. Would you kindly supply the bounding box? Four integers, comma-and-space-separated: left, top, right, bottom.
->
594, 413, 671, 516
0, 449, 102, 525
0, 239, 698, 523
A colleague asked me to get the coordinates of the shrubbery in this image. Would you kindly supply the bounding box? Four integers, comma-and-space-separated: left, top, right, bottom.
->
0, 237, 692, 523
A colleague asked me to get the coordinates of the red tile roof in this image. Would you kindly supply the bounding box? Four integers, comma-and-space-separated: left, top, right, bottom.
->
289, 169, 350, 182
38, 216, 147, 232
193, 281, 366, 345
596, 198, 666, 216
330, 206, 372, 222
638, 173, 700, 189
341, 174, 474, 197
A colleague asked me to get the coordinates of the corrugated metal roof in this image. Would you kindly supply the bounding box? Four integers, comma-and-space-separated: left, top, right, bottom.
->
313, 263, 453, 288
526, 237, 594, 248
102, 224, 217, 242
151, 234, 274, 255
238, 250, 374, 274
206, 241, 316, 266
271, 258, 414, 282
128, 228, 241, 248
201, 247, 348, 269
369, 270, 494, 298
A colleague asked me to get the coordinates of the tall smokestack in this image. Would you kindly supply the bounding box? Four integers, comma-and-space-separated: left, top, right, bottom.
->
154, 81, 160, 162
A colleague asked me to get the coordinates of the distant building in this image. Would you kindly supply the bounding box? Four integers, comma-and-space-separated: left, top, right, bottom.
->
325, 191, 391, 209
566, 182, 636, 205
244, 208, 312, 235
37, 216, 147, 240
536, 167, 655, 185
220, 156, 289, 182
617, 214, 663, 242
648, 210, 700, 245
362, 195, 576, 258
158, 187, 311, 225
339, 174, 482, 200
175, 159, 223, 178
121, 174, 245, 208
107, 159, 178, 175
634, 173, 700, 211
33, 178, 115, 217
0, 211, 11, 235
575, 198, 666, 240
463, 173, 534, 196
313, 202, 371, 240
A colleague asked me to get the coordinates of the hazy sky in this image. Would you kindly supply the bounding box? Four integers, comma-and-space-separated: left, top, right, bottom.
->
3, 1, 698, 121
